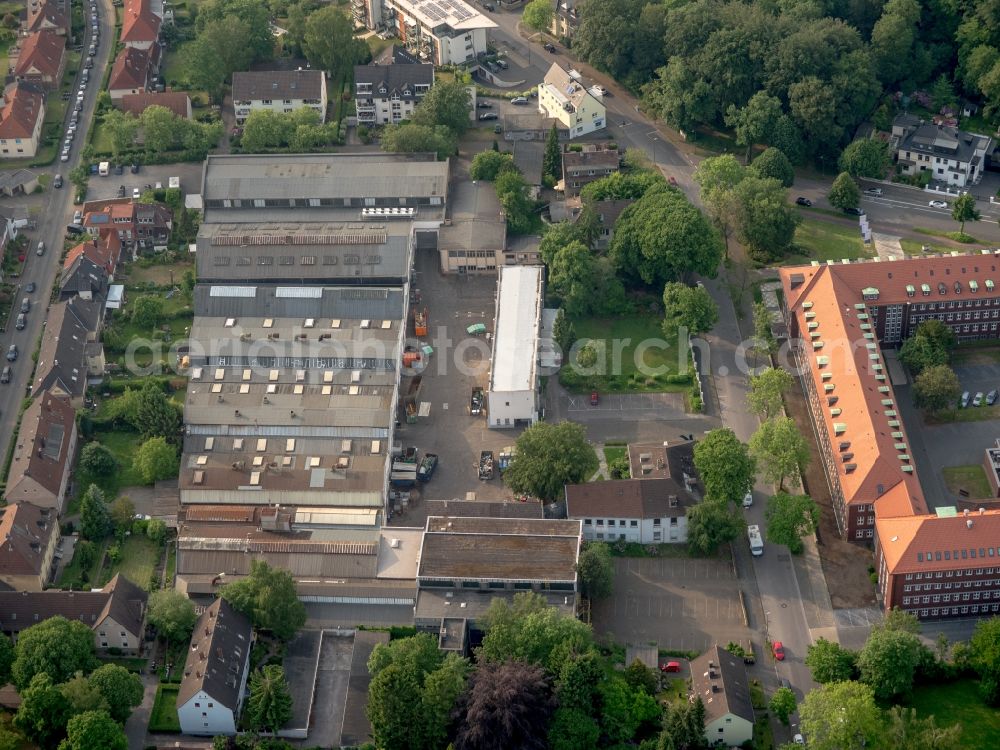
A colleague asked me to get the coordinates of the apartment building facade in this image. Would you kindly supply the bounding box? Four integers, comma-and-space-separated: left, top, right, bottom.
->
232, 70, 327, 125
355, 0, 495, 65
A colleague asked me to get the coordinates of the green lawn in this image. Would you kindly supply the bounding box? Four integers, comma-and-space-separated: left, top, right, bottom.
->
57, 539, 108, 589
73, 428, 147, 504
787, 217, 872, 263
161, 42, 194, 88
926, 403, 1000, 425
603, 445, 627, 466
657, 677, 688, 706
559, 315, 692, 393
101, 534, 161, 590
89, 120, 114, 155
908, 680, 1000, 747
149, 684, 182, 733
942, 464, 994, 499
915, 226, 978, 244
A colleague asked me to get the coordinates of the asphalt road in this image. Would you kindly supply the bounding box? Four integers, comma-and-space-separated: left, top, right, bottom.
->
484, 7, 820, 704
0, 0, 115, 471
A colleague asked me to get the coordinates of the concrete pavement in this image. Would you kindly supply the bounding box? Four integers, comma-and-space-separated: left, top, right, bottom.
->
125, 673, 158, 750
0, 0, 116, 478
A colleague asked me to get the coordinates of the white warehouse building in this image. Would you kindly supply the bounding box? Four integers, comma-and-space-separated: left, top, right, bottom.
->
487, 266, 544, 428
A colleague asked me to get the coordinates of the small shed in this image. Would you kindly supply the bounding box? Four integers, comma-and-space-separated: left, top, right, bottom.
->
625, 644, 659, 671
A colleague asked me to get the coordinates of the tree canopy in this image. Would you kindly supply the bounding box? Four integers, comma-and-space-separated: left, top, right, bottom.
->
412, 80, 472, 136
12, 617, 97, 690
79, 484, 112, 541
764, 492, 820, 554
746, 367, 794, 419
133, 437, 180, 485
504, 421, 596, 502
221, 560, 306, 640
88, 664, 143, 723
686, 498, 744, 555
609, 186, 723, 287
60, 710, 127, 750
913, 364, 961, 413
662, 282, 719, 335
693, 428, 756, 503
148, 589, 198, 644
245, 666, 294, 733
828, 172, 861, 211
839, 138, 891, 178
453, 661, 556, 750
799, 680, 882, 750
576, 543, 614, 599
749, 416, 809, 490
856, 627, 926, 701
806, 638, 857, 684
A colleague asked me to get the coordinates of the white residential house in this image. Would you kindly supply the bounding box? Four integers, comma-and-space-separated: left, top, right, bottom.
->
232, 70, 328, 125
487, 266, 544, 428
537, 63, 606, 139
891, 114, 993, 188
176, 598, 253, 736
355, 0, 496, 65
354, 62, 433, 125
690, 646, 755, 748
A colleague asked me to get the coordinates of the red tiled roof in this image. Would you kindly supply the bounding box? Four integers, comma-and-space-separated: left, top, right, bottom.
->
0, 83, 45, 140
26, 2, 68, 34
779, 262, 927, 516
120, 91, 190, 119
13, 29, 65, 79
109, 46, 152, 91
876, 508, 1000, 573
63, 232, 121, 274
121, 0, 161, 44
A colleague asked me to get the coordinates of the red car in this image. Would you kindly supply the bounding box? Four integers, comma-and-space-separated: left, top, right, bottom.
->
660, 661, 681, 673
590, 391, 599, 406
772, 641, 785, 661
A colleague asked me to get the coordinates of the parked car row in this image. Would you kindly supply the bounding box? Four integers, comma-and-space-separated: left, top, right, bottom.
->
960, 389, 998, 408
62, 1, 99, 162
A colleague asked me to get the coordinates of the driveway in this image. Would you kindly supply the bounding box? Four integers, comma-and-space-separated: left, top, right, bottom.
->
124, 673, 157, 750
308, 634, 354, 748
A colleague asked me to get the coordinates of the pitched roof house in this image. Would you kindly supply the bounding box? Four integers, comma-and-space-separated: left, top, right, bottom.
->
120, 0, 161, 49
690, 646, 755, 747
891, 114, 992, 188
354, 62, 434, 125
0, 574, 147, 652
59, 254, 110, 301
565, 441, 700, 544
0, 502, 59, 591
62, 232, 123, 278
31, 296, 106, 402
231, 69, 328, 124
120, 91, 191, 119
0, 83, 46, 159
177, 598, 253, 736
25, 0, 69, 36
3, 393, 78, 512
83, 200, 172, 245
537, 63, 606, 139
13, 29, 66, 89
108, 46, 158, 101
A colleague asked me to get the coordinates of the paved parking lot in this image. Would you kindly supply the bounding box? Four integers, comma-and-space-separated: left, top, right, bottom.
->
81, 162, 204, 201
592, 556, 751, 653
898, 362, 1000, 508
390, 247, 524, 518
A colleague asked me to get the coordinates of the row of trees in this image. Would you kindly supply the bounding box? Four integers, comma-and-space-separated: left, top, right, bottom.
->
101, 104, 222, 162
0, 620, 141, 749
239, 107, 340, 153
572, 0, 989, 165
366, 592, 688, 750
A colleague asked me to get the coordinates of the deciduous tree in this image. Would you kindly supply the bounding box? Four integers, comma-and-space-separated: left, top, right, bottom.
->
805, 638, 857, 683
693, 155, 744, 256
221, 560, 306, 640
799, 680, 881, 750
543, 124, 561, 182
951, 192, 981, 235
549, 241, 598, 318
610, 187, 723, 287
130, 295, 164, 329
0, 634, 12, 685
148, 589, 198, 645
246, 666, 293, 733
749, 416, 809, 490
828, 172, 860, 211
662, 282, 718, 335
453, 661, 556, 750
693, 428, 755, 504
88, 664, 144, 723
133, 381, 181, 441
686, 499, 744, 556
746, 367, 794, 419
302, 5, 369, 80
504, 421, 595, 503
838, 138, 891, 179
101, 110, 138, 161
884, 705, 963, 750
470, 150, 515, 181
78, 442, 116, 476
769, 686, 796, 725
413, 80, 473, 136
522, 0, 554, 32
381, 123, 455, 160
133, 437, 179, 485
968, 616, 1000, 705
725, 91, 783, 163
857, 628, 925, 700
59, 710, 127, 750
420, 653, 468, 750
732, 175, 799, 262
749, 147, 794, 187
59, 672, 108, 715
110, 496, 135, 535
11, 617, 97, 689
495, 169, 535, 235
764, 492, 819, 554
913, 364, 961, 413
14, 673, 71, 747
576, 543, 613, 599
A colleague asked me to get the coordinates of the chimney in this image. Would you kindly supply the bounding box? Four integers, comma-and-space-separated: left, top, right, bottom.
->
968, 519, 974, 529
980, 507, 986, 515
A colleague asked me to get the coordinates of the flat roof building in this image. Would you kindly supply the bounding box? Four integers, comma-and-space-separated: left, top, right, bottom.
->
355, 0, 496, 65
487, 266, 544, 428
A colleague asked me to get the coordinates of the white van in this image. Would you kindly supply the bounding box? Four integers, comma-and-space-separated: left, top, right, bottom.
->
36, 241, 44, 256
748, 524, 764, 556
99, 161, 110, 176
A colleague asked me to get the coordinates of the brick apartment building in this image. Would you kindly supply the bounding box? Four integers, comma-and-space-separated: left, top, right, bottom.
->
779, 254, 1000, 621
